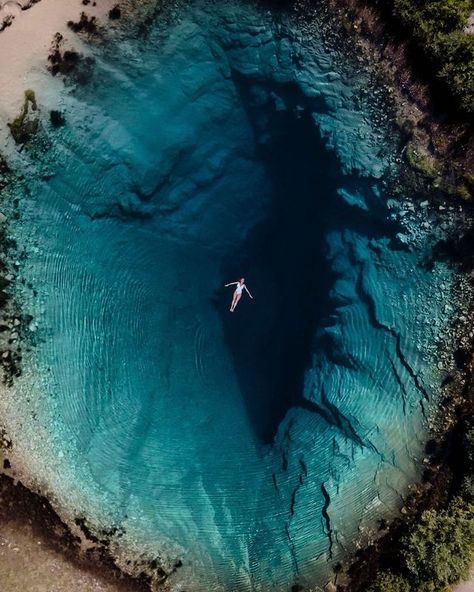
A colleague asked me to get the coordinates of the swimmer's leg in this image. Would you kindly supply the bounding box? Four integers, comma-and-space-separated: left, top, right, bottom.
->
233, 293, 242, 311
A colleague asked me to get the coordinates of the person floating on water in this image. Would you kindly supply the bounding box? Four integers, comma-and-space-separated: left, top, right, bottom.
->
225, 278, 253, 312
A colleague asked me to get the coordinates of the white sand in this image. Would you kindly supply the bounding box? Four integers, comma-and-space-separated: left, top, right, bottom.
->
454, 574, 474, 592
0, 0, 116, 128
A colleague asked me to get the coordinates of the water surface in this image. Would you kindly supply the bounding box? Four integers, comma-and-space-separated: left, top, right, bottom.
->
8, 2, 454, 590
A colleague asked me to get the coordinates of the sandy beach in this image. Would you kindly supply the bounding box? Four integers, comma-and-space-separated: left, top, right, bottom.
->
0, 474, 148, 592
454, 575, 474, 592
0, 0, 117, 125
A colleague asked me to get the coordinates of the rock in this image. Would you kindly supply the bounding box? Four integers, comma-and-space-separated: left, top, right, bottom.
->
325, 583, 337, 592
109, 5, 121, 19
0, 212, 6, 223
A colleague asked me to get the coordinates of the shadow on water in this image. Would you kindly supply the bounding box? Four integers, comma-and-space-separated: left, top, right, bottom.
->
218, 76, 341, 445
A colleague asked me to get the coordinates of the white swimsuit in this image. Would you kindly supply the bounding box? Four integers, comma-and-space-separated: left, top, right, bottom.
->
235, 283, 244, 295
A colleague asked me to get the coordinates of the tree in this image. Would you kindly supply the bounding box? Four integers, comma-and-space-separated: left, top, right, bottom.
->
403, 500, 474, 591
370, 572, 411, 592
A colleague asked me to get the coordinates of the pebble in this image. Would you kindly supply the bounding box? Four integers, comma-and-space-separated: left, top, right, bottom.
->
0, 213, 6, 224
2, 351, 9, 358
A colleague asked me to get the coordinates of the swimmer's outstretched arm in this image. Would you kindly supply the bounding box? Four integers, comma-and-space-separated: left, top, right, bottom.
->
244, 286, 253, 298
225, 282, 239, 287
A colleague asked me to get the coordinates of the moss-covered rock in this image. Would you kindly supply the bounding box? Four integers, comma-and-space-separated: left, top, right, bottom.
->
405, 141, 439, 179
50, 110, 66, 128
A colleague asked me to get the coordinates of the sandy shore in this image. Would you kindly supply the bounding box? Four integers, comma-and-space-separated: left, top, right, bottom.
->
454, 575, 474, 591
0, 0, 117, 125
0, 474, 148, 592
0, 522, 129, 592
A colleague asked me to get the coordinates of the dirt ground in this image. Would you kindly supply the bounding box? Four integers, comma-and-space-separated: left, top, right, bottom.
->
0, 520, 132, 592
0, 474, 148, 592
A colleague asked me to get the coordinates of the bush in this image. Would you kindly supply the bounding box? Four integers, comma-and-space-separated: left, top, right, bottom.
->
67, 12, 97, 34
370, 572, 412, 592
465, 424, 474, 465
387, 0, 474, 115
403, 499, 474, 591
461, 476, 474, 504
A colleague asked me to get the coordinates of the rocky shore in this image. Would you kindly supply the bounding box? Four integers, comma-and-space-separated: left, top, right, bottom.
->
310, 0, 474, 589
0, 2, 154, 590
315, 0, 473, 203
0, 473, 149, 592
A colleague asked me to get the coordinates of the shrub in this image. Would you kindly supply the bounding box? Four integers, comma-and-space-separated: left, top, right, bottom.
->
386, 0, 474, 115
461, 476, 474, 503
67, 12, 97, 34
370, 572, 412, 592
403, 499, 474, 591
465, 424, 474, 465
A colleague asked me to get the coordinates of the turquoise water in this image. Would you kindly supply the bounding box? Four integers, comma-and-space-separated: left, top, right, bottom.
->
9, 1, 454, 590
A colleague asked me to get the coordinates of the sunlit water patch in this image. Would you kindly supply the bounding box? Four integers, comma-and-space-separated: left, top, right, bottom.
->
5, 1, 456, 590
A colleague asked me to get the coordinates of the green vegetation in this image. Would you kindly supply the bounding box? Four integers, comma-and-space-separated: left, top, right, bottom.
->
67, 12, 98, 34
7, 90, 39, 145
404, 499, 474, 590
405, 141, 439, 179
369, 423, 474, 592
384, 0, 474, 115
370, 573, 412, 592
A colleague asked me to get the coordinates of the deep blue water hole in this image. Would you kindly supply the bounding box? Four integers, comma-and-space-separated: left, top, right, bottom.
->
220, 91, 336, 444
11, 2, 452, 590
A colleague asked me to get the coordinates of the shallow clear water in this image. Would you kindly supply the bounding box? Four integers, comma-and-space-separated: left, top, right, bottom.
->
7, 1, 454, 590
